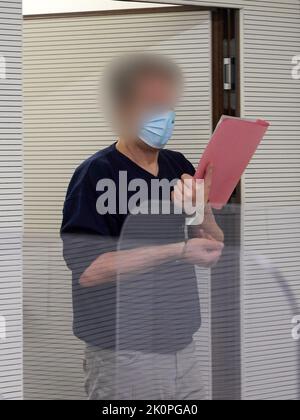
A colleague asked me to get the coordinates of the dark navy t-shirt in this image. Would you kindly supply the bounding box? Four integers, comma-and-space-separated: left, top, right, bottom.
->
61, 143, 201, 353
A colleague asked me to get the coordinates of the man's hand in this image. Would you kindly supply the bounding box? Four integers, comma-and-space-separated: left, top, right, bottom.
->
198, 204, 224, 243
182, 237, 224, 268
172, 164, 213, 214
172, 164, 224, 242
194, 163, 224, 242
172, 173, 203, 215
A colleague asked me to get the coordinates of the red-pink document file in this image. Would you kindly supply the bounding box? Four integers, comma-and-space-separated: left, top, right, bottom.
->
195, 115, 270, 209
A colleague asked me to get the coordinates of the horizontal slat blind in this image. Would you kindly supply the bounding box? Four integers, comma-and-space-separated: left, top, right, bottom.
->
242, 0, 300, 400
0, 0, 23, 401
23, 10, 212, 400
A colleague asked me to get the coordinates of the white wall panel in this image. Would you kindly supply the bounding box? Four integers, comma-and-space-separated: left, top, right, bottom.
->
0, 0, 23, 401
241, 0, 300, 400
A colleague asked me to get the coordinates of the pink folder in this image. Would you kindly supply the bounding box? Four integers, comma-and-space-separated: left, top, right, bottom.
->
194, 115, 270, 209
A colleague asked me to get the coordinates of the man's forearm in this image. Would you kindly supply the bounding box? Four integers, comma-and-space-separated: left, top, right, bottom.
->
201, 206, 224, 242
80, 241, 185, 287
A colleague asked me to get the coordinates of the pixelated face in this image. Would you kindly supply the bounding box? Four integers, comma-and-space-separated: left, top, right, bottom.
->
134, 73, 179, 112
118, 74, 179, 140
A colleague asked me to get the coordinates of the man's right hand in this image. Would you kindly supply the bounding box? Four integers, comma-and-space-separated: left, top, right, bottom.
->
182, 238, 224, 268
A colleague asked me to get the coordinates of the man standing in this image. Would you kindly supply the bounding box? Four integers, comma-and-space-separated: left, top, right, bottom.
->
61, 54, 224, 400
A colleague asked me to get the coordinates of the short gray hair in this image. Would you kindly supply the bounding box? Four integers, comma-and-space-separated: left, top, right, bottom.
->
102, 53, 183, 110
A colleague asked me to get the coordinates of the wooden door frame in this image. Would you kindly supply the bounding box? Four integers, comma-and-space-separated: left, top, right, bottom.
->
211, 7, 242, 400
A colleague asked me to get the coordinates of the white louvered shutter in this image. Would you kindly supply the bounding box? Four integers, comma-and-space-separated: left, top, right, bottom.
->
0, 0, 23, 400
241, 0, 300, 401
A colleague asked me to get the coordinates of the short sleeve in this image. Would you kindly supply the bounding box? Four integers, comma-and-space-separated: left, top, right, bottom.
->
182, 155, 196, 177
60, 138, 122, 281
61, 191, 119, 281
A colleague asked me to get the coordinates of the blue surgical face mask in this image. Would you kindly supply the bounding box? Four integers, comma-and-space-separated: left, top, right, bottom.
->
138, 110, 176, 149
